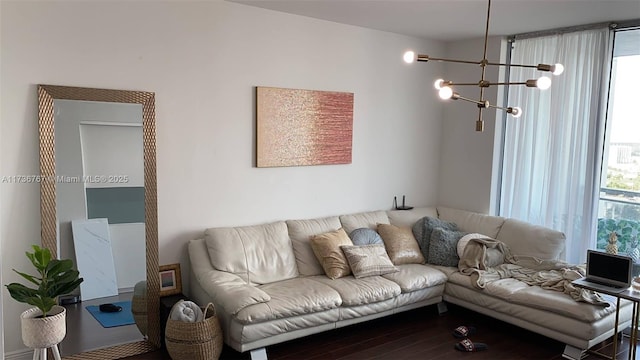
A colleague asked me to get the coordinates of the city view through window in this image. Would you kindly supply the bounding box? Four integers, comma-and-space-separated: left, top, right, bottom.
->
596, 29, 640, 253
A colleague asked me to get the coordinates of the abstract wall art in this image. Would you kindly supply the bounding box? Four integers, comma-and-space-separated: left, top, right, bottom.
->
256, 86, 354, 167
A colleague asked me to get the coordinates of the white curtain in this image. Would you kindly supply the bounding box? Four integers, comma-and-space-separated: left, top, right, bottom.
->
500, 28, 611, 264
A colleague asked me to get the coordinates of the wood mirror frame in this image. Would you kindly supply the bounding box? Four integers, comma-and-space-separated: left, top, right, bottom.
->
37, 85, 160, 359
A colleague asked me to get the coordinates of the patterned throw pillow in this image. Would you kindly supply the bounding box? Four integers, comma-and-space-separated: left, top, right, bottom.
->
427, 228, 468, 267
349, 228, 384, 246
412, 217, 459, 261
310, 228, 353, 279
377, 223, 425, 265
340, 244, 399, 278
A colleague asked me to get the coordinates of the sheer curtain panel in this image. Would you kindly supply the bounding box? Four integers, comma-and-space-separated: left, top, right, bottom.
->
500, 28, 610, 264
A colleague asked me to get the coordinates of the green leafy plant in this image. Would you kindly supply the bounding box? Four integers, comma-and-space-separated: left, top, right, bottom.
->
5, 245, 83, 317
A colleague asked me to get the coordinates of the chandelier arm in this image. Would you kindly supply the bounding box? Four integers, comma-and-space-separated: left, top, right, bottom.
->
486, 62, 560, 74
448, 81, 531, 87
485, 61, 539, 69
486, 103, 508, 111
488, 81, 528, 86
417, 56, 482, 65
447, 82, 483, 86
453, 94, 487, 106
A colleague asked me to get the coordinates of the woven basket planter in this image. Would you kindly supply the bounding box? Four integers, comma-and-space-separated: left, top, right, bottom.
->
165, 303, 223, 360
131, 294, 148, 335
21, 305, 66, 349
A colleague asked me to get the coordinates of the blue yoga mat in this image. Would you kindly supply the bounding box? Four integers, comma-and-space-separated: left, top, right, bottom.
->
86, 300, 135, 328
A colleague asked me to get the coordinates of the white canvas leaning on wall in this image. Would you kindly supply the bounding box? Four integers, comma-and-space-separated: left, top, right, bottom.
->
71, 218, 119, 301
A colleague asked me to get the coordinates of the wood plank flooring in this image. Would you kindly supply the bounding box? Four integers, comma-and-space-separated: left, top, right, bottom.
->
125, 304, 639, 359
62, 292, 144, 356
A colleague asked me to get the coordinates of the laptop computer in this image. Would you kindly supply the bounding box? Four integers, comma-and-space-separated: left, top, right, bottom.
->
572, 250, 633, 293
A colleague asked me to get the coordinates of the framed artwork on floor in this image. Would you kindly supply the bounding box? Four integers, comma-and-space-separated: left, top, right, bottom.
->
159, 263, 182, 297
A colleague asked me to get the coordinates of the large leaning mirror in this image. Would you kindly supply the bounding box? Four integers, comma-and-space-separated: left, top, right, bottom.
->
38, 85, 160, 359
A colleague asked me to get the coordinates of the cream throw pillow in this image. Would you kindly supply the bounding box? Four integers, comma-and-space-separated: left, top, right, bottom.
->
341, 244, 399, 278
377, 223, 426, 265
310, 228, 353, 279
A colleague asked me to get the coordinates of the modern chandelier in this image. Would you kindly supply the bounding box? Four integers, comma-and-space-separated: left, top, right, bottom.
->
403, 0, 564, 132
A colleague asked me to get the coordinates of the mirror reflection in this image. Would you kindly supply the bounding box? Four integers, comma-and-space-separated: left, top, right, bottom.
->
54, 100, 146, 355
37, 84, 159, 359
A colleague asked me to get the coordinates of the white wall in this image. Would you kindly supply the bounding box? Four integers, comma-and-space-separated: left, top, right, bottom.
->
0, 0, 445, 354
437, 36, 503, 214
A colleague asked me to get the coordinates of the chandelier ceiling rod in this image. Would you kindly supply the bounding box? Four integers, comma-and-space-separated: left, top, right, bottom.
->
476, 0, 492, 131
402, 0, 564, 132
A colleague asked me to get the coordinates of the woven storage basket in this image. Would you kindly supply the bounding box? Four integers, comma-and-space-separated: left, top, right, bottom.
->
131, 294, 148, 335
165, 302, 223, 360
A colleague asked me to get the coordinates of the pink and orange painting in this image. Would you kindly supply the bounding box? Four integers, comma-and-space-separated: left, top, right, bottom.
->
256, 87, 354, 167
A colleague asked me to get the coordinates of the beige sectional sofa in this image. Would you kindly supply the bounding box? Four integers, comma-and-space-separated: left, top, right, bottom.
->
188, 207, 633, 360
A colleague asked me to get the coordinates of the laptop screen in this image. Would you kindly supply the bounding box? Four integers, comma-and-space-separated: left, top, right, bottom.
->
587, 250, 633, 288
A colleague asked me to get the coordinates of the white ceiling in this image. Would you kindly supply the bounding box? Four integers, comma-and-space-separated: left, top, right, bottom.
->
229, 0, 640, 41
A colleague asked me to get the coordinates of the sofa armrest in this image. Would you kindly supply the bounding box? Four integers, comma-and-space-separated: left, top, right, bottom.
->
196, 270, 271, 315
189, 238, 270, 315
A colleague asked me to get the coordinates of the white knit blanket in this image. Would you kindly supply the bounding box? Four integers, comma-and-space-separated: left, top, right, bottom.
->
458, 237, 610, 307
170, 300, 204, 322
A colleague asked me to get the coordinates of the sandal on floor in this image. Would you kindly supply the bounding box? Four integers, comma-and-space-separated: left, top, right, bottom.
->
453, 325, 476, 339
455, 339, 488, 352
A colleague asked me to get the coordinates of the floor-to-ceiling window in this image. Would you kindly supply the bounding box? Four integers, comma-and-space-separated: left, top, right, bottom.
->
499, 26, 611, 264
498, 23, 640, 263
596, 28, 640, 255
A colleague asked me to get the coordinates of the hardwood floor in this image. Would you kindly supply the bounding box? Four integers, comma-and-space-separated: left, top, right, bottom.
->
125, 304, 639, 359
62, 292, 144, 356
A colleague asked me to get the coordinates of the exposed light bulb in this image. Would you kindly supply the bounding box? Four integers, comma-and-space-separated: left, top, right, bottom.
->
438, 87, 453, 100
536, 76, 552, 90
509, 107, 523, 118
434, 79, 445, 90
552, 63, 564, 76
403, 51, 416, 64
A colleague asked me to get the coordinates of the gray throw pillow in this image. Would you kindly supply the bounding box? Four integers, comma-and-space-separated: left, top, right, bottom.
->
349, 228, 384, 246
412, 217, 459, 261
427, 227, 468, 267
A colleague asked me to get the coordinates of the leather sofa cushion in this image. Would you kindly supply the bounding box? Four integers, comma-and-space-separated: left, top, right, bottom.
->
509, 285, 617, 322
447, 272, 618, 322
235, 277, 342, 324
383, 264, 448, 292
205, 221, 298, 285
310, 275, 401, 306
339, 210, 389, 234
437, 207, 506, 239
287, 216, 342, 276
496, 219, 565, 260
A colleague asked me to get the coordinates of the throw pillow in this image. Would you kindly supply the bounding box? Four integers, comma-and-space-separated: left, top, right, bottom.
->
428, 227, 468, 267
340, 244, 399, 278
377, 223, 425, 265
310, 228, 353, 279
349, 228, 384, 246
412, 217, 459, 261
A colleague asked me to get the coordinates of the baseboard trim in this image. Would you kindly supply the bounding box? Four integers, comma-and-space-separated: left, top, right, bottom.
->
5, 348, 33, 360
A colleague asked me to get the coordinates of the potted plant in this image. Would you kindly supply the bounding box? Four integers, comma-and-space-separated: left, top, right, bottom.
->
5, 245, 83, 350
